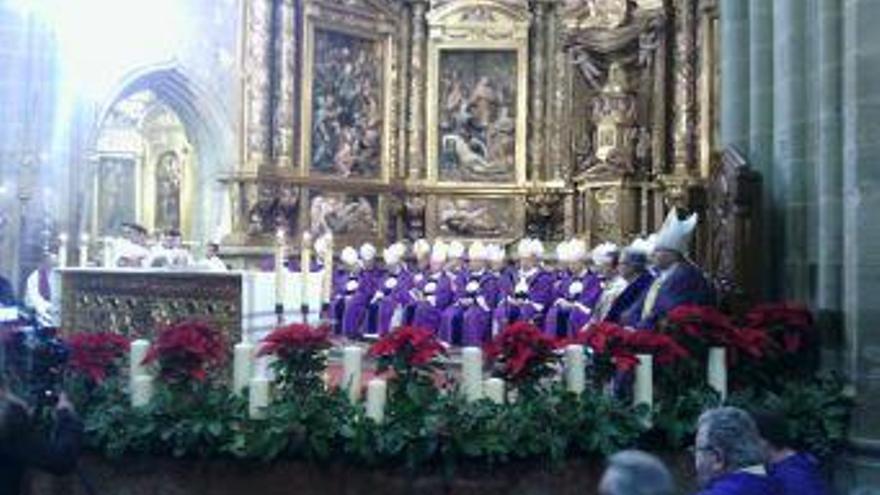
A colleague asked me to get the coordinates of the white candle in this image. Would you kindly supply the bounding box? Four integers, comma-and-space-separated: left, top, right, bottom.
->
130, 339, 150, 378
79, 233, 89, 267
322, 235, 334, 305
131, 375, 154, 408
564, 344, 586, 395
707, 347, 727, 400
633, 354, 653, 409
275, 229, 287, 308
58, 233, 68, 268
484, 377, 505, 405
102, 237, 114, 267
365, 378, 387, 423
233, 341, 255, 396
249, 376, 271, 420
300, 231, 312, 308
461, 347, 483, 402
342, 345, 364, 403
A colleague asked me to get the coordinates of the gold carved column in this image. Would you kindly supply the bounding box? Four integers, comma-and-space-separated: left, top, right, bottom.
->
408, 0, 429, 181
672, 0, 698, 175
273, 0, 297, 169
530, 0, 549, 181
242, 0, 275, 173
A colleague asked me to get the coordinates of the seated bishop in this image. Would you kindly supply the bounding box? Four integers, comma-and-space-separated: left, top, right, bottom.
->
629, 208, 715, 330
544, 240, 594, 338
591, 242, 628, 322
404, 242, 453, 333
357, 243, 385, 297
331, 247, 368, 338
440, 242, 498, 346
444, 240, 468, 297
493, 238, 555, 332
365, 243, 412, 337
24, 253, 59, 327
604, 238, 656, 325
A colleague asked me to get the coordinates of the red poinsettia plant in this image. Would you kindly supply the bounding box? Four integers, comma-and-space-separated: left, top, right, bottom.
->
745, 302, 815, 355
370, 326, 446, 383
143, 321, 227, 385
259, 323, 331, 395
570, 322, 639, 382
66, 332, 130, 384
485, 322, 559, 393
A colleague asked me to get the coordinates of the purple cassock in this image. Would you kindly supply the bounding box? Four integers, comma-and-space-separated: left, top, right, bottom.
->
358, 266, 386, 298
365, 268, 413, 336
404, 271, 453, 334
493, 268, 556, 330
696, 472, 783, 495
439, 270, 499, 346
630, 261, 715, 330
331, 275, 368, 338
543, 296, 592, 339
605, 271, 655, 325
768, 453, 830, 495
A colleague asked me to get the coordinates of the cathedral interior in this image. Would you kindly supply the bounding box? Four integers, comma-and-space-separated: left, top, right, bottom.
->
1, 0, 879, 493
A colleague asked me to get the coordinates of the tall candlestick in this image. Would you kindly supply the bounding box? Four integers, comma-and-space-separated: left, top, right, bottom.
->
103, 237, 114, 267
321, 235, 334, 305
484, 378, 505, 405
300, 231, 312, 315
249, 376, 271, 420
564, 344, 586, 395
633, 354, 653, 409
233, 341, 256, 396
79, 233, 89, 267
131, 375, 154, 408
707, 347, 727, 400
342, 345, 363, 403
365, 378, 387, 423
275, 229, 287, 310
461, 347, 483, 402
130, 339, 150, 378
58, 233, 68, 268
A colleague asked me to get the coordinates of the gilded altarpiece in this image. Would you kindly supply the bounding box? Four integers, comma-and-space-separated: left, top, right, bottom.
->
228, 0, 721, 263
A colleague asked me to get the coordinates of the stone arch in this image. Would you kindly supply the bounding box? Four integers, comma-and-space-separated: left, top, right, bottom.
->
88, 62, 235, 242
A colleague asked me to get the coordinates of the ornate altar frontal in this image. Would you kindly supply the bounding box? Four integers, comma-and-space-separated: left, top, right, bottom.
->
60, 269, 243, 341
225, 0, 722, 264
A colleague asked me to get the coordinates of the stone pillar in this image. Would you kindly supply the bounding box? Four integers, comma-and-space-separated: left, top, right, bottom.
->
719, 0, 750, 154
672, 0, 697, 175
243, 0, 275, 172
530, 0, 548, 181
545, 1, 563, 181
840, 0, 880, 490
273, 0, 296, 169
815, 0, 844, 319
747, 0, 774, 298
772, 0, 809, 300
408, 0, 428, 180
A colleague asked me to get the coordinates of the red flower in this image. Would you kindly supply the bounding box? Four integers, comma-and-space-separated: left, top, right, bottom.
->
258, 323, 331, 359
143, 321, 227, 384
486, 322, 558, 384
624, 331, 690, 367
66, 332, 130, 383
744, 302, 814, 355
369, 326, 446, 369
664, 304, 737, 347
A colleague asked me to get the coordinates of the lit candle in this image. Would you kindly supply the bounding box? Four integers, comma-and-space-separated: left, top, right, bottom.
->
365, 378, 387, 423
461, 347, 483, 402
300, 231, 312, 311
564, 344, 586, 395
103, 237, 114, 267
321, 234, 334, 305
707, 347, 727, 400
131, 375, 154, 408
484, 377, 505, 405
233, 341, 255, 396
79, 233, 89, 267
249, 376, 271, 420
58, 233, 68, 268
275, 229, 287, 309
130, 339, 150, 378
633, 354, 653, 409
342, 345, 363, 403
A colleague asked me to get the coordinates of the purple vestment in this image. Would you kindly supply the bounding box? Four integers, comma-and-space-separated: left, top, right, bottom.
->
605, 271, 655, 325
493, 268, 555, 330
367, 268, 413, 336
631, 261, 715, 330
439, 270, 498, 346
768, 453, 830, 495
404, 271, 452, 334
331, 276, 368, 338
696, 471, 783, 495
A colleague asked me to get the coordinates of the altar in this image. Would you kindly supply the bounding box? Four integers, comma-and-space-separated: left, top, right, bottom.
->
59, 268, 326, 342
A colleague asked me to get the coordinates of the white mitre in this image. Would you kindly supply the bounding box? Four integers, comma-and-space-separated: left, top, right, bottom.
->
591, 242, 619, 266
314, 233, 333, 257
529, 238, 545, 259
341, 246, 359, 268
413, 239, 431, 259
359, 243, 377, 262
447, 240, 465, 260
488, 244, 505, 264
383, 244, 404, 265
555, 240, 571, 263
569, 238, 588, 263
653, 208, 698, 254
468, 241, 488, 261
430, 241, 448, 264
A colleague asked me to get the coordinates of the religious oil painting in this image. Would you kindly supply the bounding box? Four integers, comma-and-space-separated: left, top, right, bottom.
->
308, 29, 385, 180
437, 50, 518, 183
435, 197, 519, 239
97, 157, 137, 235
309, 191, 379, 238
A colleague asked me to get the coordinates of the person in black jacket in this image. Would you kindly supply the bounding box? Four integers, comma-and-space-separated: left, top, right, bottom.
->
0, 374, 83, 495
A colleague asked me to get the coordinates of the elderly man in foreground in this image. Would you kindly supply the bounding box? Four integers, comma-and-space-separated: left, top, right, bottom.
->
598, 450, 675, 495
694, 407, 782, 495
